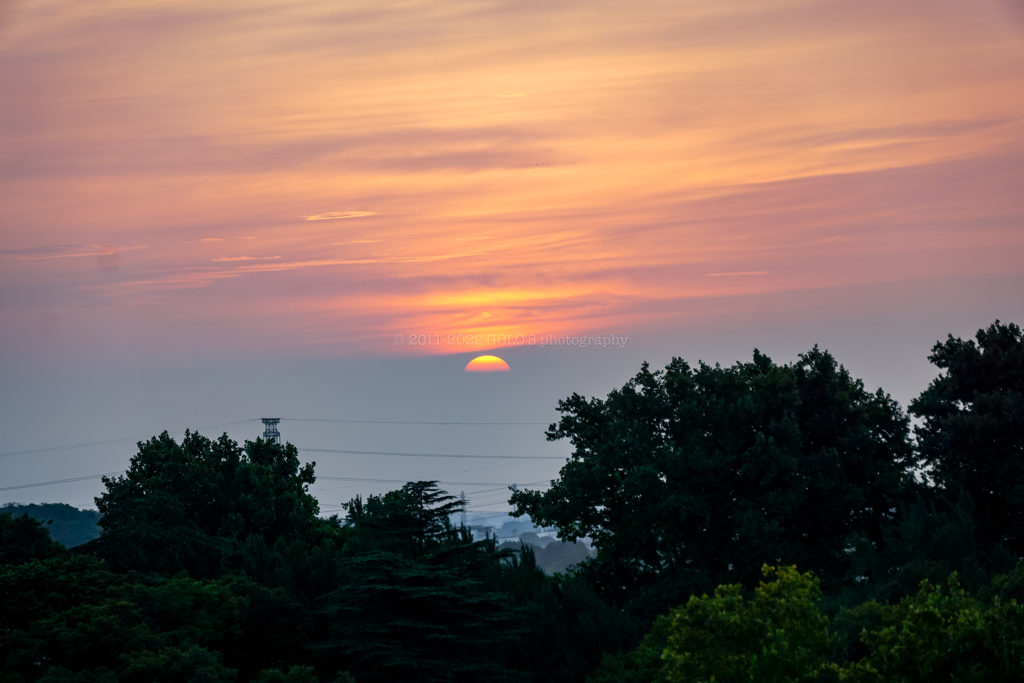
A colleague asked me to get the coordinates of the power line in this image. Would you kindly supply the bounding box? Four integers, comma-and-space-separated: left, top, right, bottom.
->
0, 418, 554, 460
299, 447, 564, 461
0, 470, 546, 494
284, 418, 549, 426
0, 419, 261, 460
0, 472, 124, 493
317, 477, 546, 487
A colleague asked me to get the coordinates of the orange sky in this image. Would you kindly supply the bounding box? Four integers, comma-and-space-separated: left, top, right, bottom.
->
2, 0, 1023, 356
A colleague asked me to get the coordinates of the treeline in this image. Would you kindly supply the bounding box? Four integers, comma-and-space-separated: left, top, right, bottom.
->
515, 320, 1024, 681
1, 320, 1022, 682
1, 438, 639, 682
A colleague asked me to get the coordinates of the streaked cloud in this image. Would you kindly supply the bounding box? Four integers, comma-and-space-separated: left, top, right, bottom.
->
211, 256, 282, 262
0, 244, 145, 261
304, 211, 377, 221
0, 244, 91, 258
0, 0, 1021, 355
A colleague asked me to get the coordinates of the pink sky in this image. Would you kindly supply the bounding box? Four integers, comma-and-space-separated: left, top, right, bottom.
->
2, 0, 1023, 357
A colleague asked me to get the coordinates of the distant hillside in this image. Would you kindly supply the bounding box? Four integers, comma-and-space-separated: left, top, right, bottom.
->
498, 538, 594, 575
1, 503, 101, 548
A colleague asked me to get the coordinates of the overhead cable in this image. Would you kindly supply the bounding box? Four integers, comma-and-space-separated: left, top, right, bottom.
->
300, 447, 563, 460
0, 419, 261, 459
283, 418, 548, 426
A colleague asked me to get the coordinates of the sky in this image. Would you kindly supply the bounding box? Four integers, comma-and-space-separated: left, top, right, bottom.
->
2, 0, 1023, 517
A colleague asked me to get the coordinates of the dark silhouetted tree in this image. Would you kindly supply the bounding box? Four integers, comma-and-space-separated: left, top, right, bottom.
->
910, 320, 1024, 558
512, 348, 917, 613
88, 431, 339, 578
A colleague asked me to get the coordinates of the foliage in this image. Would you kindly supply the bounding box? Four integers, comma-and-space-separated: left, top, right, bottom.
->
832, 574, 1024, 682
910, 320, 1024, 557
505, 560, 646, 683
7, 321, 1023, 681
0, 512, 66, 566
586, 613, 672, 683
512, 348, 917, 612
588, 563, 1024, 683
89, 432, 339, 578
0, 550, 313, 682
867, 492, 991, 602
342, 481, 474, 560
312, 550, 522, 683
660, 565, 834, 683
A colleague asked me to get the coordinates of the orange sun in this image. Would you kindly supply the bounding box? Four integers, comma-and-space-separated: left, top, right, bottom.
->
464, 355, 511, 373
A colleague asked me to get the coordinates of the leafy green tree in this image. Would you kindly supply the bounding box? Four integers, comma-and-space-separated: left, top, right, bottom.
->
1, 558, 240, 681
586, 612, 671, 683
0, 552, 310, 682
503, 556, 645, 683
255, 665, 328, 683
870, 492, 989, 601
336, 482, 641, 683
0, 512, 66, 566
342, 480, 512, 585
89, 431, 339, 578
512, 349, 916, 612
661, 566, 834, 683
343, 481, 470, 559
313, 550, 523, 683
910, 321, 1024, 557
833, 574, 1024, 682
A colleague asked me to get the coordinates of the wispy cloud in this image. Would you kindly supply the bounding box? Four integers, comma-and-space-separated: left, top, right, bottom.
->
0, 244, 90, 257
2, 0, 1022, 355
304, 211, 377, 221
0, 244, 146, 261
211, 255, 282, 262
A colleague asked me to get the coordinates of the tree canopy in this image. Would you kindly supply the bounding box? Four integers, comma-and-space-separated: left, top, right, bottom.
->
5, 321, 1024, 682
511, 347, 917, 612
88, 431, 338, 577
910, 320, 1024, 556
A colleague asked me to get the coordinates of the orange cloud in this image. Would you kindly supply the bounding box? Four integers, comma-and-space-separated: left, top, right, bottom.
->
0, 0, 1021, 355
211, 256, 282, 262
304, 211, 377, 221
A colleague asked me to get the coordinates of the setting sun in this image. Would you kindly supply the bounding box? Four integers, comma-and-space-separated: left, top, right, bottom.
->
464, 356, 511, 373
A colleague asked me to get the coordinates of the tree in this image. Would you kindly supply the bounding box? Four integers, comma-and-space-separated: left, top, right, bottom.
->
661, 566, 834, 683
587, 612, 672, 683
511, 348, 916, 612
89, 431, 338, 577
0, 512, 66, 566
833, 574, 1024, 682
342, 481, 472, 560
910, 321, 1024, 557
0, 553, 312, 681
313, 550, 524, 683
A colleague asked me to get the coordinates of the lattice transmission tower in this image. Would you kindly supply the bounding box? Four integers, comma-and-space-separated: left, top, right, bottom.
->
261, 418, 281, 444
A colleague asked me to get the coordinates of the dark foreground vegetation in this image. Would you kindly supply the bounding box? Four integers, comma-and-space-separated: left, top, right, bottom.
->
2, 321, 1022, 682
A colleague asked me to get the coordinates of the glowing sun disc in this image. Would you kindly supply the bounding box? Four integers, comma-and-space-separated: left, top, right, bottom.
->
464, 355, 511, 373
